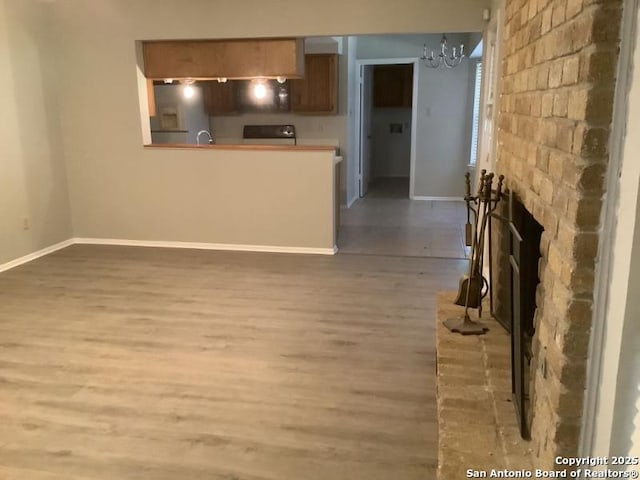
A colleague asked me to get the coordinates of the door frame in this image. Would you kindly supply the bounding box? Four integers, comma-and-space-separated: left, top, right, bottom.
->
475, 4, 504, 185
359, 64, 374, 198
353, 57, 419, 201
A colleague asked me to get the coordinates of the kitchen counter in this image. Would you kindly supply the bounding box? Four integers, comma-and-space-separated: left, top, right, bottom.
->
144, 144, 337, 152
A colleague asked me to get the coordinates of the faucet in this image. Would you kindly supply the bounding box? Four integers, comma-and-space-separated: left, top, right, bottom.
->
197, 130, 214, 145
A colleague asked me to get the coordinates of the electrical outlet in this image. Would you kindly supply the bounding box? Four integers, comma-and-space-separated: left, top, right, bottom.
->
23, 217, 30, 230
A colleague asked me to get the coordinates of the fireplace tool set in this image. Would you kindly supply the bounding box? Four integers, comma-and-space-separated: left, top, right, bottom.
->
444, 170, 504, 335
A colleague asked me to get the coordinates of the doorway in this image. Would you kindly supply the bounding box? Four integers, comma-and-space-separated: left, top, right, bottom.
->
340, 37, 483, 259
371, 64, 414, 198
355, 58, 419, 201
342, 57, 467, 258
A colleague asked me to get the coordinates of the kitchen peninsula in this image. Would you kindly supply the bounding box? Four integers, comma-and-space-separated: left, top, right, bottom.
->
137, 36, 344, 254
141, 143, 341, 254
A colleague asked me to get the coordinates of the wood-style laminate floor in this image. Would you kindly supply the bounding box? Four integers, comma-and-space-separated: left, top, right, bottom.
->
0, 245, 466, 480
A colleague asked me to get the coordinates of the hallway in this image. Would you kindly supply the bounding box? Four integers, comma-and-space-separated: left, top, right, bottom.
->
338, 179, 468, 259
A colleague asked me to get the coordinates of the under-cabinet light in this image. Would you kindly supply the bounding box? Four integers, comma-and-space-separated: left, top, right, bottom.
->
252, 81, 267, 100
181, 79, 196, 99
183, 85, 195, 98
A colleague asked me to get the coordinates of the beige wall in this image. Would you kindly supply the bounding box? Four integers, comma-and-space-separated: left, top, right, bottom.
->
371, 108, 412, 178
51, 0, 488, 40
44, 0, 487, 248
211, 113, 343, 147
75, 147, 336, 249
0, 0, 72, 265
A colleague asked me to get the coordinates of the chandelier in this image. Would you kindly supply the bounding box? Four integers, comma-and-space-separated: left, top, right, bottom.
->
421, 35, 466, 69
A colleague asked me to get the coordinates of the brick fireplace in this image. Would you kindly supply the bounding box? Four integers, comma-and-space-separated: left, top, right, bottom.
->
495, 0, 623, 468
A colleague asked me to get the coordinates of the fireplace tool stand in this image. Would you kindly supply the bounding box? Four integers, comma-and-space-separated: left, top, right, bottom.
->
445, 171, 504, 335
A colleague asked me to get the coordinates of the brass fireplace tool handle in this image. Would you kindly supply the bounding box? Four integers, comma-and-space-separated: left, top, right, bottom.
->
463, 169, 484, 247
445, 171, 504, 335
464, 172, 473, 246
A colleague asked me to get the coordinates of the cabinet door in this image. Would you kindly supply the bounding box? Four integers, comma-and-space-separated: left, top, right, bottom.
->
143, 39, 304, 80
373, 64, 413, 108
216, 39, 304, 79
144, 42, 210, 79
291, 54, 338, 114
147, 79, 156, 117
202, 81, 237, 115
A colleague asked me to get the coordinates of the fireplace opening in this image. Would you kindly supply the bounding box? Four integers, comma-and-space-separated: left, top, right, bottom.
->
507, 193, 543, 439
490, 192, 543, 439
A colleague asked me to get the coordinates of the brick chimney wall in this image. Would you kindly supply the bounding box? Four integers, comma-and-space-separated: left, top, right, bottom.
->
496, 0, 623, 467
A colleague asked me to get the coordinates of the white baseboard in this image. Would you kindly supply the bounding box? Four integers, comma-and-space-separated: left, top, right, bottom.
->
346, 195, 358, 208
411, 196, 464, 201
0, 239, 75, 274
0, 237, 337, 275
74, 238, 337, 256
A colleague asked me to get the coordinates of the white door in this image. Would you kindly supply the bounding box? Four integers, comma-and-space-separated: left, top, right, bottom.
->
359, 65, 374, 197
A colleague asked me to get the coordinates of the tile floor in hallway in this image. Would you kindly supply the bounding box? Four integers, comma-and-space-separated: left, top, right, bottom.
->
338, 178, 470, 259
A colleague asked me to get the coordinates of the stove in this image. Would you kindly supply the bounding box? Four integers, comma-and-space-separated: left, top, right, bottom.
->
242, 125, 297, 146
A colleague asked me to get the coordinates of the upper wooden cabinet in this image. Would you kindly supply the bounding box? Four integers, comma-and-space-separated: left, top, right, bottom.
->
202, 81, 237, 115
290, 54, 338, 115
147, 79, 156, 117
142, 38, 304, 80
373, 64, 413, 108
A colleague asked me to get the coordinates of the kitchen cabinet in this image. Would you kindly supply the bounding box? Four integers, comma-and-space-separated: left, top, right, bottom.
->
291, 54, 338, 115
147, 79, 156, 117
202, 80, 237, 115
142, 38, 305, 80
373, 64, 413, 108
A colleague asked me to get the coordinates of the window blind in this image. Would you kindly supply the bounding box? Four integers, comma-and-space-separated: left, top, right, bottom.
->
469, 62, 483, 166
